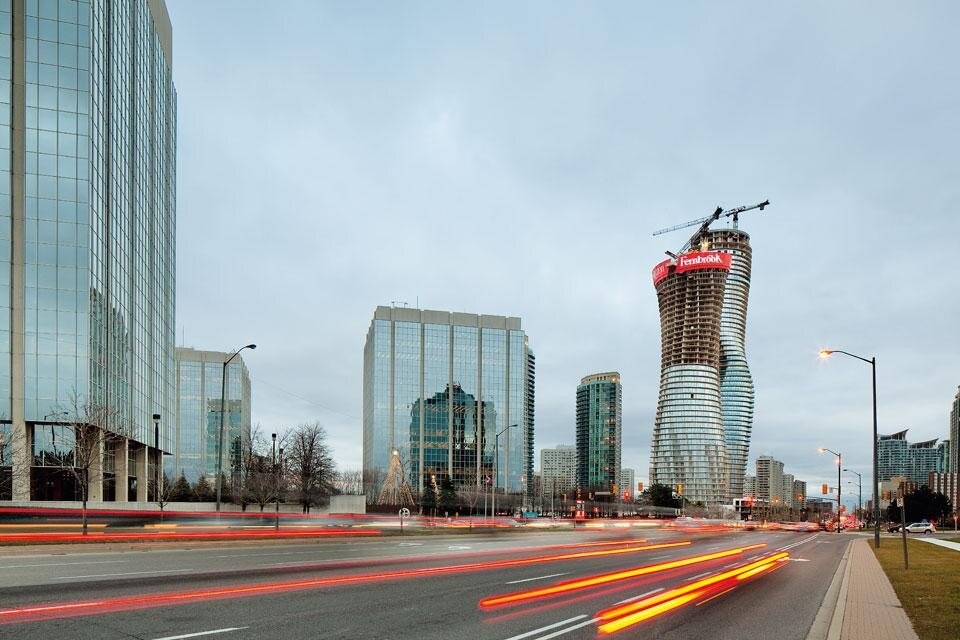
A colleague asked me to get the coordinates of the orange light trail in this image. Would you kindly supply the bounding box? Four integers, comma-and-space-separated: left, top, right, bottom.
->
0, 540, 687, 623
479, 543, 765, 609
596, 551, 788, 634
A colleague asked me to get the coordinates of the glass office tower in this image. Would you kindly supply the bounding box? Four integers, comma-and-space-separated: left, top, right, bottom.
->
575, 372, 621, 494
363, 306, 535, 502
2, 0, 176, 502
168, 348, 250, 484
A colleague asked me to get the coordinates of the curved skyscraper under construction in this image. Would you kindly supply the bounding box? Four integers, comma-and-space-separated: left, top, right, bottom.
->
649, 229, 754, 506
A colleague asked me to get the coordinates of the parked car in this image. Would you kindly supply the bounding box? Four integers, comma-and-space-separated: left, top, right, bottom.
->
887, 523, 902, 533
903, 522, 936, 534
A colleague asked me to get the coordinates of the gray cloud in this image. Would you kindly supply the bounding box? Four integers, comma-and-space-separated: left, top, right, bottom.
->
168, 1, 960, 497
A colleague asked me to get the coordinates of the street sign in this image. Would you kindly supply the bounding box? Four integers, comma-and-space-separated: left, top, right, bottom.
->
896, 497, 903, 508
399, 508, 411, 518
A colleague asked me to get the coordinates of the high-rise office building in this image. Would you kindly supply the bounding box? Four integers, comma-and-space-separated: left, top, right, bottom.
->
362, 306, 534, 500
650, 227, 755, 505
1, 0, 176, 502
167, 348, 251, 484
541, 445, 576, 495
755, 455, 784, 505
936, 440, 950, 473
576, 372, 622, 494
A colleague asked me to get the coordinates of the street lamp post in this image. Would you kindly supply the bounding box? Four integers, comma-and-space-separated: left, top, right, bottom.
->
845, 469, 862, 525
215, 344, 256, 513
491, 424, 517, 519
153, 413, 161, 503
819, 447, 842, 533
819, 349, 879, 547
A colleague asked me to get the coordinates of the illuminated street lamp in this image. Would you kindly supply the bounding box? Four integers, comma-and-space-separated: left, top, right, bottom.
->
819, 348, 879, 547
819, 447, 842, 533
215, 344, 256, 513
844, 468, 862, 524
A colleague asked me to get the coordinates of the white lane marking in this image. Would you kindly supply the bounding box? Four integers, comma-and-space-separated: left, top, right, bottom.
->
505, 572, 568, 585
53, 569, 191, 580
151, 628, 249, 640
614, 587, 664, 605
684, 571, 711, 582
0, 560, 127, 569
502, 615, 587, 640
447, 545, 472, 550
398, 542, 423, 547
650, 554, 671, 560
789, 558, 811, 562
536, 618, 600, 640
776, 534, 819, 552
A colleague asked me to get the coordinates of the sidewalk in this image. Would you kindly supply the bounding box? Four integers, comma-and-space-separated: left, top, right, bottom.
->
827, 538, 919, 640
914, 536, 960, 552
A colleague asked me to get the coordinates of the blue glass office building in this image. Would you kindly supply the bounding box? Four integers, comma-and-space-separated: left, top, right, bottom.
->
363, 306, 535, 501
168, 348, 250, 485
1, 0, 175, 502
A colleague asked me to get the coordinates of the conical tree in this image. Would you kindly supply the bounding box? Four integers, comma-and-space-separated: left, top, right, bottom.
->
376, 449, 415, 507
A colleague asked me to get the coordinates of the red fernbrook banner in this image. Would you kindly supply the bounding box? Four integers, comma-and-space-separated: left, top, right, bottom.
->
652, 251, 732, 285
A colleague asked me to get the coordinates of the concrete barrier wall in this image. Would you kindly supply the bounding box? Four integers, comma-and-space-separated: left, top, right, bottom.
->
1, 495, 367, 515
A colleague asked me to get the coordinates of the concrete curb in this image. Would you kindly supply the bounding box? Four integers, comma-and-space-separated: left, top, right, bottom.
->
805, 539, 852, 640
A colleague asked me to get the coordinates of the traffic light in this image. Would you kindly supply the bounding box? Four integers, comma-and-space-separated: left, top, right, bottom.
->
822, 483, 828, 495
677, 483, 683, 496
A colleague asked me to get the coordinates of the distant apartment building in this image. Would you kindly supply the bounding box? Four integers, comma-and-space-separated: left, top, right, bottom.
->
743, 475, 756, 498
878, 429, 943, 485
951, 387, 959, 473
620, 468, 636, 500
936, 440, 950, 473
168, 348, 251, 483
928, 472, 958, 516
755, 455, 784, 505
576, 372, 622, 494
793, 480, 807, 511
781, 473, 795, 509
362, 306, 535, 499
541, 445, 576, 497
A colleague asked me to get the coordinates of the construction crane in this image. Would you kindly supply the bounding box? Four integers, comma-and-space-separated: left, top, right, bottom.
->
653, 200, 770, 255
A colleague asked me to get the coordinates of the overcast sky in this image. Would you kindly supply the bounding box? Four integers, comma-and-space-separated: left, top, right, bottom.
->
167, 1, 959, 505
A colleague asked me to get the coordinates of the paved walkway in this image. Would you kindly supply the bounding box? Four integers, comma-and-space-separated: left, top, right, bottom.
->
827, 538, 918, 640
914, 536, 960, 551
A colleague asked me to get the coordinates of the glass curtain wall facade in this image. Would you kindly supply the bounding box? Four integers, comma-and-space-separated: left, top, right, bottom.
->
951, 387, 959, 473
168, 347, 250, 484
362, 306, 534, 501
707, 230, 755, 502
575, 372, 621, 494
650, 228, 756, 507
3, 0, 175, 502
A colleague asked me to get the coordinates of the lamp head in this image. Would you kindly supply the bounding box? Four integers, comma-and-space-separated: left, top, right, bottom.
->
245, 344, 257, 350
818, 349, 833, 359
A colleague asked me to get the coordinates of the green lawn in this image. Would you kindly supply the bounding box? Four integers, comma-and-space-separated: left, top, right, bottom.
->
873, 540, 960, 640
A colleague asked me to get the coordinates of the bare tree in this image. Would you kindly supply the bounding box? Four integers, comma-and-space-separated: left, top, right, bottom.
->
333, 469, 363, 495
287, 422, 335, 513
40, 395, 132, 534
245, 428, 278, 511
154, 472, 174, 520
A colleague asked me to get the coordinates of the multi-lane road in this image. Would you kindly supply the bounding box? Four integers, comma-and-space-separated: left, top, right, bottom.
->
0, 527, 849, 639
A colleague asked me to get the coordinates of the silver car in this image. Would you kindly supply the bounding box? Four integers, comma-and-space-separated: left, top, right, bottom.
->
903, 522, 936, 534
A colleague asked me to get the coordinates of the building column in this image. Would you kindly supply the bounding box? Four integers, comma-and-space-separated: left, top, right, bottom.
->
135, 443, 148, 502
10, 0, 28, 502
114, 440, 128, 502
87, 431, 103, 502
11, 422, 30, 500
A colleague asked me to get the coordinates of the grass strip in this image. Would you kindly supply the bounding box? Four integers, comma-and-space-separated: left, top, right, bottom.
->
872, 539, 960, 640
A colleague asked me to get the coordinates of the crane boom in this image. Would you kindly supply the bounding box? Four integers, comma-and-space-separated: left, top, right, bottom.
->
652, 200, 769, 237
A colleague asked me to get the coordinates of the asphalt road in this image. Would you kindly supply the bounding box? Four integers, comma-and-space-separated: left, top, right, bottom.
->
0, 528, 850, 639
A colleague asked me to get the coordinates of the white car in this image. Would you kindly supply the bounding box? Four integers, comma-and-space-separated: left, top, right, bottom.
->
903, 522, 936, 534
